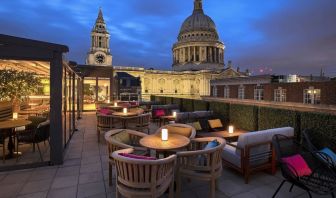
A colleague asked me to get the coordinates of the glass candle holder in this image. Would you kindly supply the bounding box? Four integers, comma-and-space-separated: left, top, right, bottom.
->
13, 112, 18, 120
123, 108, 127, 114
162, 129, 168, 141
228, 125, 234, 134
173, 111, 177, 117
114, 102, 117, 107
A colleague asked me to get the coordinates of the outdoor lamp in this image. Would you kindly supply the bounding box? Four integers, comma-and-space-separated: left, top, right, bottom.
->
228, 125, 234, 134
173, 111, 177, 117
114, 102, 117, 107
107, 99, 110, 104
13, 112, 18, 120
162, 129, 168, 141
123, 108, 127, 114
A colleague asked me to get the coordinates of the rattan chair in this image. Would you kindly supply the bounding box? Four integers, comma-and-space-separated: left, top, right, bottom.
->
156, 123, 196, 139
127, 113, 151, 134
104, 129, 149, 186
272, 134, 336, 198
96, 114, 121, 142
0, 102, 12, 121
112, 148, 176, 198
176, 137, 226, 198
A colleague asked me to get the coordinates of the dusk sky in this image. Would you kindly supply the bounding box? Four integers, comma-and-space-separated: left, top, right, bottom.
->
0, 0, 335, 76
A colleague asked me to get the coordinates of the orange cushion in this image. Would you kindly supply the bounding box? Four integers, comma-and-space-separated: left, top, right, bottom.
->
208, 119, 223, 129
166, 125, 192, 138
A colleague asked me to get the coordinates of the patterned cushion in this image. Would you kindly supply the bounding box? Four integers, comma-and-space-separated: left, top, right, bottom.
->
166, 125, 192, 138
99, 108, 111, 115
319, 148, 336, 162
282, 154, 312, 177
208, 119, 223, 129
112, 132, 130, 144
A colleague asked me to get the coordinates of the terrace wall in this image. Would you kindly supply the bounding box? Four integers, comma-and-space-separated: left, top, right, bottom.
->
152, 95, 336, 150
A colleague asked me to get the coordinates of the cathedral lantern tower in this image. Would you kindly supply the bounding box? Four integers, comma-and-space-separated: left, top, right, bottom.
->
172, 0, 225, 71
86, 8, 113, 66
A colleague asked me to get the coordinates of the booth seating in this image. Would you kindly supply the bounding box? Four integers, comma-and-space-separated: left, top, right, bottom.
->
221, 127, 294, 183
151, 104, 179, 124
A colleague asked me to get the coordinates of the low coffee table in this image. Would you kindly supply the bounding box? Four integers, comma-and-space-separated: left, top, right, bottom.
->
197, 129, 248, 142
159, 115, 176, 126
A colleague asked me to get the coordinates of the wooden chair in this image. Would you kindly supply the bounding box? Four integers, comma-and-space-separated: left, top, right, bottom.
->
176, 137, 226, 198
0, 102, 12, 121
104, 129, 149, 186
156, 123, 196, 139
96, 114, 121, 142
128, 113, 151, 134
112, 148, 176, 198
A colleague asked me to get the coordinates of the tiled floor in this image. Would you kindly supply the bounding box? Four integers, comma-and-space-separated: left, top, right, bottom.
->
0, 113, 331, 198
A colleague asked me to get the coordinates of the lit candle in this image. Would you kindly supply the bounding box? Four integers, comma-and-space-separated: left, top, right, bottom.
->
114, 102, 117, 107
123, 108, 127, 114
228, 125, 234, 134
162, 129, 168, 141
13, 112, 18, 119
173, 111, 177, 117
107, 99, 110, 104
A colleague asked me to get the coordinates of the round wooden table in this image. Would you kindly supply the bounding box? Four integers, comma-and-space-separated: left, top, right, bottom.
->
106, 106, 123, 111
0, 119, 32, 158
112, 112, 139, 128
140, 134, 190, 157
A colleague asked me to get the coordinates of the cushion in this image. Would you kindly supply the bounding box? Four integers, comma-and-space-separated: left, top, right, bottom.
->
153, 109, 165, 117
208, 119, 223, 129
119, 153, 156, 160
222, 144, 241, 168
204, 139, 219, 150
166, 125, 192, 138
319, 148, 336, 162
199, 119, 209, 131
282, 154, 312, 177
112, 131, 130, 144
99, 108, 111, 115
187, 122, 202, 131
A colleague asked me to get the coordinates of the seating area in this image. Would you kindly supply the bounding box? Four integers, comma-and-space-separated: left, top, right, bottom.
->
88, 100, 336, 197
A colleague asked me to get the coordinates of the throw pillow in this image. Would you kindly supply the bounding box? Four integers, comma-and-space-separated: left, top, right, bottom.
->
166, 125, 192, 137
282, 154, 312, 177
186, 122, 202, 131
208, 119, 223, 129
112, 131, 130, 144
99, 108, 110, 115
319, 148, 336, 162
154, 109, 165, 117
119, 153, 156, 160
204, 139, 220, 150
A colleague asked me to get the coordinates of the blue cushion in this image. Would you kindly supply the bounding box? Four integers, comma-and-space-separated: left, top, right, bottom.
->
319, 148, 336, 162
204, 140, 219, 150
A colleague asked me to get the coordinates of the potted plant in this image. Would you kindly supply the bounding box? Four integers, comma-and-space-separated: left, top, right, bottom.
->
0, 69, 41, 111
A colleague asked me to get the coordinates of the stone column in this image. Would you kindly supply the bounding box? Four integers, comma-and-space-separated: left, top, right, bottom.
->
193, 46, 196, 62
189, 46, 191, 62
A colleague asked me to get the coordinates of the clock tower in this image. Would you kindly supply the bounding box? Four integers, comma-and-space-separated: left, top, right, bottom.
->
86, 8, 113, 66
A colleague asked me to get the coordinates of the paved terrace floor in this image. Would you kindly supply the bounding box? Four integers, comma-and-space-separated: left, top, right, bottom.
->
0, 113, 331, 198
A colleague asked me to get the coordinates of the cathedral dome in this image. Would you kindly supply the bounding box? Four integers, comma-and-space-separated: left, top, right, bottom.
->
179, 11, 218, 37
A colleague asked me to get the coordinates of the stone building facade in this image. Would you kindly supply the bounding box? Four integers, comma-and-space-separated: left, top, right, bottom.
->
80, 1, 246, 104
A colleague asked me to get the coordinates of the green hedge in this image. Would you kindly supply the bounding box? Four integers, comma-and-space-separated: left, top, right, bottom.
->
165, 97, 173, 105
172, 97, 182, 108
181, 98, 194, 112
258, 107, 300, 137
301, 112, 336, 151
193, 100, 209, 111
209, 101, 230, 126
230, 104, 258, 131
150, 95, 155, 102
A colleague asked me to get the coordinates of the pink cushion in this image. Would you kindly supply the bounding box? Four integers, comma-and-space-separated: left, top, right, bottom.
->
282, 154, 312, 177
99, 108, 110, 115
119, 153, 156, 160
154, 109, 165, 117
129, 101, 138, 106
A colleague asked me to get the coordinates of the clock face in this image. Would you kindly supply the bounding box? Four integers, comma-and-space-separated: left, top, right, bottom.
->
95, 54, 105, 64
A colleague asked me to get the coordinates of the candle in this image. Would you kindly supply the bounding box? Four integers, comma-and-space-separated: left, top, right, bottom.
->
107, 99, 110, 104
123, 108, 127, 114
228, 125, 234, 134
173, 111, 177, 117
162, 129, 168, 141
13, 112, 18, 119
114, 102, 117, 107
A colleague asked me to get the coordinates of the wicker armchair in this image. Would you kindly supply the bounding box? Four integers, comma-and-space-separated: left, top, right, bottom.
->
272, 134, 336, 198
156, 123, 196, 139
96, 114, 121, 142
127, 113, 151, 134
176, 137, 226, 198
112, 148, 176, 198
104, 129, 149, 186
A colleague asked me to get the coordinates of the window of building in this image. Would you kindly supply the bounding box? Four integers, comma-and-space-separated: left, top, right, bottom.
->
254, 85, 264, 101
303, 87, 321, 104
213, 86, 218, 97
160, 89, 163, 93
145, 90, 148, 93
238, 85, 245, 99
175, 89, 178, 93
224, 86, 230, 98
274, 87, 286, 102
